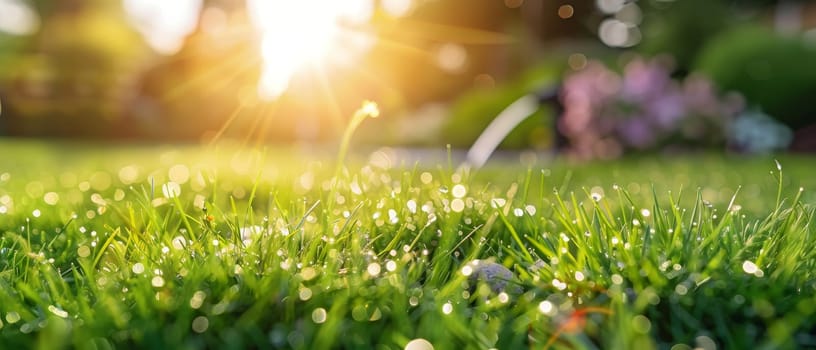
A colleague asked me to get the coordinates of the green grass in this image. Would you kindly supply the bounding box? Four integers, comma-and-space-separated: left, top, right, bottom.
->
1, 139, 816, 349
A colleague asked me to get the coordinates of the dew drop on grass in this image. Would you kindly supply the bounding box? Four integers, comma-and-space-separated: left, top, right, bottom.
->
43, 192, 59, 205
311, 308, 327, 324
151, 276, 165, 288
405, 338, 434, 350
162, 182, 181, 199
742, 260, 759, 275
77, 246, 91, 258
611, 274, 624, 285
451, 199, 465, 212
552, 279, 567, 291
675, 284, 688, 295
190, 291, 206, 309
575, 271, 585, 281
441, 302, 453, 315
407, 200, 417, 213
513, 208, 523, 217
32, 209, 40, 218
299, 287, 313, 301
420, 172, 433, 184
452, 184, 467, 198
172, 236, 186, 250
538, 301, 555, 315
498, 292, 509, 304
525, 205, 537, 216
47, 305, 68, 318
640, 209, 651, 217
5, 312, 20, 324
490, 198, 506, 208
386, 260, 397, 272
132, 263, 145, 274
191, 316, 209, 333
301, 267, 317, 281
367, 263, 382, 277
409, 296, 419, 306
632, 315, 652, 334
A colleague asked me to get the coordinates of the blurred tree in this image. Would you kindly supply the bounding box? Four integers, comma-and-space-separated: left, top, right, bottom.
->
0, 0, 146, 137
125, 0, 263, 141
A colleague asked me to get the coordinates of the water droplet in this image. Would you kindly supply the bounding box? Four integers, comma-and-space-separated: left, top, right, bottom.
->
77, 246, 91, 258
552, 279, 567, 291
525, 205, 537, 216
311, 308, 327, 324
386, 260, 397, 272
538, 301, 555, 315
5, 312, 20, 323
172, 236, 186, 250
192, 316, 209, 333
498, 292, 509, 304
631, 315, 651, 334
162, 182, 181, 198
151, 276, 165, 288
299, 287, 313, 301
611, 274, 624, 285
46, 305, 68, 318
451, 199, 465, 213
301, 267, 317, 281
452, 184, 467, 198
442, 302, 453, 315
420, 172, 433, 185
574, 271, 585, 281
367, 263, 381, 277
490, 198, 506, 208
742, 260, 758, 274
405, 338, 434, 350
675, 284, 688, 295
132, 263, 145, 274
43, 192, 59, 205
190, 291, 206, 309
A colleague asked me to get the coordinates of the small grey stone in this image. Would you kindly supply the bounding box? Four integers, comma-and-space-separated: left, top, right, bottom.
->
464, 259, 523, 295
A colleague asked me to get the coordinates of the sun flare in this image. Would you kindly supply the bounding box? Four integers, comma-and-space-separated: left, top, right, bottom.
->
246, 0, 376, 99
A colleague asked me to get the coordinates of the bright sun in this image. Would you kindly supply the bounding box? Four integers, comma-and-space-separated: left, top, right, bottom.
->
246, 0, 376, 99
124, 0, 382, 99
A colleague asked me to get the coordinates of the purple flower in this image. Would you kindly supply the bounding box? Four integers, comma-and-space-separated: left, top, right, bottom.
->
560, 55, 743, 159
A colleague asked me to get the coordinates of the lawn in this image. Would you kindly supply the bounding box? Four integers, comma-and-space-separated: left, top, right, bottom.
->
1, 139, 815, 349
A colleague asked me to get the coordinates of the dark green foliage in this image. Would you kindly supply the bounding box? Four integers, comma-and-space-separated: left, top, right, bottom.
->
696, 26, 816, 129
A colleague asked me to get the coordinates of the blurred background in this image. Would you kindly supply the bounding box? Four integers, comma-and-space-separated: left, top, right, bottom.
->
1, 0, 815, 158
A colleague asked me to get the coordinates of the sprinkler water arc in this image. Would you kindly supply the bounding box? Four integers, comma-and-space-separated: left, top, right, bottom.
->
460, 85, 563, 170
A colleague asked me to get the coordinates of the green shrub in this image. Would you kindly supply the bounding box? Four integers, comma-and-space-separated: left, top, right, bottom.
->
695, 26, 816, 129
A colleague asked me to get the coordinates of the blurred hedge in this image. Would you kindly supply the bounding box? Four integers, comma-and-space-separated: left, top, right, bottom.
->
695, 26, 816, 129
